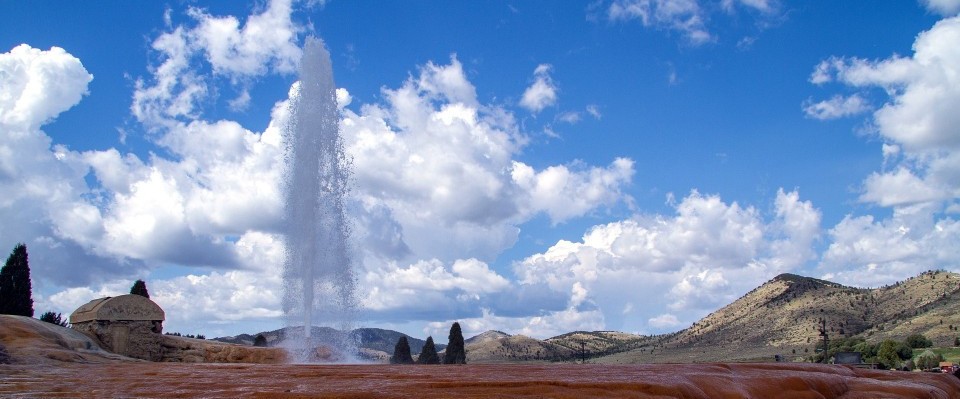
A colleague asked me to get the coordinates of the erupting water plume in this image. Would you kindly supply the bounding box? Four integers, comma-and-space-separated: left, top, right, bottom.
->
281, 36, 357, 361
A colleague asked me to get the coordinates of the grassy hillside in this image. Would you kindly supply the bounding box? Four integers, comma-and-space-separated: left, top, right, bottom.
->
465, 332, 575, 363
545, 331, 650, 356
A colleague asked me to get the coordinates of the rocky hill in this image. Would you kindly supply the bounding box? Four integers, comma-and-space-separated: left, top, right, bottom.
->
596, 270, 960, 363
463, 331, 576, 362
464, 330, 510, 346
0, 315, 284, 365
0, 315, 130, 364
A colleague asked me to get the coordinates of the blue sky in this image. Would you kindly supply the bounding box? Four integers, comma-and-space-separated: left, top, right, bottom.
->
2, 0, 959, 339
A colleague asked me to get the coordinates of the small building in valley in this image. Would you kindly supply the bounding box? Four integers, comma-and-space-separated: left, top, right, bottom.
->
833, 351, 876, 369
70, 294, 165, 361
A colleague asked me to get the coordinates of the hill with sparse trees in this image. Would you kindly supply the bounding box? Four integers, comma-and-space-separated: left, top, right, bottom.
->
596, 270, 960, 364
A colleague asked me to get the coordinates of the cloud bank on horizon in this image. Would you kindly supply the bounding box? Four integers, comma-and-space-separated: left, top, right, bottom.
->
1, 0, 959, 339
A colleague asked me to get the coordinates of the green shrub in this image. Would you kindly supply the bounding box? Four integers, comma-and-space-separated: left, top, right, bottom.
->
906, 333, 933, 349
875, 340, 912, 369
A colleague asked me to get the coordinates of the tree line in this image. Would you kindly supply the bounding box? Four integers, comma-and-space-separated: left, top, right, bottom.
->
816, 333, 952, 370
390, 321, 466, 365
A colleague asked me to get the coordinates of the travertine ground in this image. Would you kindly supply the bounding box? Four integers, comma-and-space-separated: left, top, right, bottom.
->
2, 315, 959, 398
2, 362, 959, 398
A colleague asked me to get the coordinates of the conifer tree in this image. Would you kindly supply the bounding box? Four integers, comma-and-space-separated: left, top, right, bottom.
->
130, 279, 150, 298
254, 334, 268, 347
390, 336, 414, 364
417, 336, 440, 364
0, 243, 33, 317
39, 311, 68, 327
444, 322, 466, 364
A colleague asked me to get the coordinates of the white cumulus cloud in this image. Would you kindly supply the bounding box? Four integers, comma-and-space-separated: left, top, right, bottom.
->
514, 189, 821, 332
605, 0, 783, 46
608, 0, 712, 45
520, 64, 558, 113
343, 56, 632, 264
802, 94, 870, 120
20, 33, 634, 337
186, 0, 301, 77
0, 45, 93, 130
648, 313, 682, 328
809, 14, 960, 286
0, 44, 141, 286
132, 0, 302, 126
921, 0, 960, 16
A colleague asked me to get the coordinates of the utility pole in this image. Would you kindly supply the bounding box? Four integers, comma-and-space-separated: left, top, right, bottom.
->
818, 318, 829, 364
580, 341, 587, 364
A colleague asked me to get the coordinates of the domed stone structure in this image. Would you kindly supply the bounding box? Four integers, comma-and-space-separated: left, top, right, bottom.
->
70, 294, 165, 361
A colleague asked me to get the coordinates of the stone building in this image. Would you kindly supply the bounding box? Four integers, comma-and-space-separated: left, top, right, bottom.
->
70, 294, 165, 361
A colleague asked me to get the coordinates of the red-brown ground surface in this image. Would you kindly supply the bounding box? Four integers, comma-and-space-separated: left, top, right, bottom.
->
2, 316, 958, 398
2, 362, 959, 398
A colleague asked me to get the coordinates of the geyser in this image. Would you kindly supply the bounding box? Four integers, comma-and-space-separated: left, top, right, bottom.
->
281, 37, 357, 360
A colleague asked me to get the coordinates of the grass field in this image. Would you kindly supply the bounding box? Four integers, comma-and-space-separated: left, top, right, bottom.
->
913, 346, 960, 364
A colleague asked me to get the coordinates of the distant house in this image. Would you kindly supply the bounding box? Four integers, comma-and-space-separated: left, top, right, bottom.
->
939, 361, 958, 373
834, 352, 862, 365
834, 352, 876, 369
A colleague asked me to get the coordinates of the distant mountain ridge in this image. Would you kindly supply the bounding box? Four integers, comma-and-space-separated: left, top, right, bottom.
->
214, 326, 445, 359
216, 270, 960, 363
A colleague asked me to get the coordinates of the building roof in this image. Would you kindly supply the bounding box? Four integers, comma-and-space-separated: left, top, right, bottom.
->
69, 294, 165, 324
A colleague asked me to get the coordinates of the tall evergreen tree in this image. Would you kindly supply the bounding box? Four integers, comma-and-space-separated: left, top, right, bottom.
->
0, 243, 33, 317
253, 334, 268, 347
417, 336, 440, 364
390, 336, 414, 364
443, 322, 466, 364
130, 279, 150, 298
